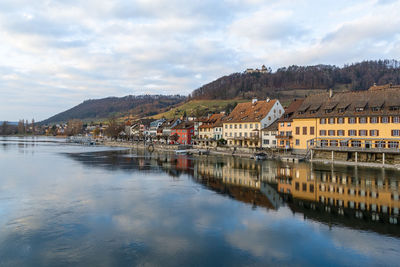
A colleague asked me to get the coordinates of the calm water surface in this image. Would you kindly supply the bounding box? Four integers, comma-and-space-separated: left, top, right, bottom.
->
1, 137, 400, 266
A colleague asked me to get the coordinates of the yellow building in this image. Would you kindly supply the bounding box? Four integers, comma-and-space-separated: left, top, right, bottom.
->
291, 84, 400, 151
223, 98, 284, 148
277, 99, 304, 149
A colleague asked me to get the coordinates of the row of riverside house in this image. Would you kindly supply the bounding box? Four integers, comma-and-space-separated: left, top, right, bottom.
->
279, 83, 400, 155
125, 83, 400, 154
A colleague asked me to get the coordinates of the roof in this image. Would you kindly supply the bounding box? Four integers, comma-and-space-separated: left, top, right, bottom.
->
172, 121, 194, 130
293, 84, 400, 119
261, 120, 279, 131
278, 99, 304, 122
225, 99, 278, 123
199, 113, 225, 129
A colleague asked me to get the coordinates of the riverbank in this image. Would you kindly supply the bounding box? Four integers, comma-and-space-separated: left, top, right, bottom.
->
102, 140, 400, 170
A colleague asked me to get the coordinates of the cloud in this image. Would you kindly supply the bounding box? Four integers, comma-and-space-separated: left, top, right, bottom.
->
0, 0, 399, 120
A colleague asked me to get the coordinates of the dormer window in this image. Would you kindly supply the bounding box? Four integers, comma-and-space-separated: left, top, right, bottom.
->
371, 107, 381, 112
355, 107, 365, 112
390, 106, 400, 111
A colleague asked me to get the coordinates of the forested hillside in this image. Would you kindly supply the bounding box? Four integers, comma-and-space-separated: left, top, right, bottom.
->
190, 60, 400, 100
41, 95, 186, 124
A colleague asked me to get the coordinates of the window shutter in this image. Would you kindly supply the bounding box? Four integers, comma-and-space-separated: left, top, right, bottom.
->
377, 130, 379, 136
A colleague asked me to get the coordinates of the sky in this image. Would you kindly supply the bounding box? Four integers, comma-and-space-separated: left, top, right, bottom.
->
0, 0, 400, 121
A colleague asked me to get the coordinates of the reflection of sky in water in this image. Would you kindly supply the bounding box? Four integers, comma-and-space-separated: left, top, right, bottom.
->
0, 137, 400, 266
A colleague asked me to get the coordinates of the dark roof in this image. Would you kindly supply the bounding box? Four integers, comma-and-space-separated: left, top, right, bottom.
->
262, 120, 279, 131
293, 84, 400, 119
226, 99, 278, 123
172, 121, 194, 130
278, 99, 305, 122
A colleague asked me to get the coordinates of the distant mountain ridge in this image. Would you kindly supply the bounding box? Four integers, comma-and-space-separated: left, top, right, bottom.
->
0, 121, 18, 126
41, 95, 186, 124
190, 60, 400, 100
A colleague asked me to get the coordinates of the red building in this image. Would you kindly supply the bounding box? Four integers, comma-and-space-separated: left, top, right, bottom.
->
171, 122, 195, 145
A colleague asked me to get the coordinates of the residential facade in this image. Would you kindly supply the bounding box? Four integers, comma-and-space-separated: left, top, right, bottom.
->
223, 98, 284, 148
261, 120, 278, 148
291, 84, 400, 151
276, 99, 304, 149
171, 122, 195, 145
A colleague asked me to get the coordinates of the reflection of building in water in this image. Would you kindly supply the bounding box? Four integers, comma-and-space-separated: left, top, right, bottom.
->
194, 157, 283, 209
277, 163, 400, 221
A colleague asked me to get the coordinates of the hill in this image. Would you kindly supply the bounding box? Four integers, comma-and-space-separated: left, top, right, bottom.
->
150, 99, 248, 119
190, 60, 400, 100
41, 95, 186, 124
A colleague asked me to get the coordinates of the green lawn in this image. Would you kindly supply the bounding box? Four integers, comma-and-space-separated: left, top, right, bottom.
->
150, 99, 247, 119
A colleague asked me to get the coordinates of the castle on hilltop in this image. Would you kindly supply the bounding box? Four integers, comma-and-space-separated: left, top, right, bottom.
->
244, 65, 271, 74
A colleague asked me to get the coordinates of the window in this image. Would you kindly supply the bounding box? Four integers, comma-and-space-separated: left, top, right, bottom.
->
337, 117, 344, 124
288, 123, 291, 126
279, 131, 284, 136
392, 130, 400, 136
370, 130, 379, 136
359, 130, 367, 136
375, 141, 386, 148
348, 130, 357, 136
310, 127, 315, 135
303, 127, 307, 135
328, 130, 335, 136
321, 140, 328, 147
340, 140, 349, 147
234, 124, 237, 129
320, 118, 326, 124
329, 118, 335, 124
295, 182, 300, 190
348, 117, 356, 124
255, 124, 258, 129
280, 123, 284, 127
225, 125, 228, 129
244, 124, 247, 129
244, 132, 247, 137
337, 130, 344, 136
263, 140, 269, 145
389, 141, 399, 149
250, 124, 253, 129
319, 130, 326, 136
310, 184, 314, 193
229, 132, 232, 137
280, 140, 284, 145
225, 133, 227, 137
239, 124, 242, 129
351, 140, 361, 147
330, 140, 338, 147
295, 127, 300, 135
295, 139, 300, 146
393, 117, 400, 123
359, 117, 367, 124
302, 183, 307, 191
230, 124, 232, 129
370, 117, 378, 123
381, 117, 389, 123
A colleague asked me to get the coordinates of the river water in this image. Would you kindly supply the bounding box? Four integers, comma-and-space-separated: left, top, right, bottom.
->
1, 137, 400, 266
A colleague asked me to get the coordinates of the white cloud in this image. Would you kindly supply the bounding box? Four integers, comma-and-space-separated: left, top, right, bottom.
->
0, 0, 399, 120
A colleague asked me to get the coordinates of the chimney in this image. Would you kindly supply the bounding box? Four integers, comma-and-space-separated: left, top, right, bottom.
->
329, 88, 333, 98
252, 98, 258, 104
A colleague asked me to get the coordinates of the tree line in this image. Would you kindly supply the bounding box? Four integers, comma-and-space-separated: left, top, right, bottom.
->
190, 60, 400, 100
